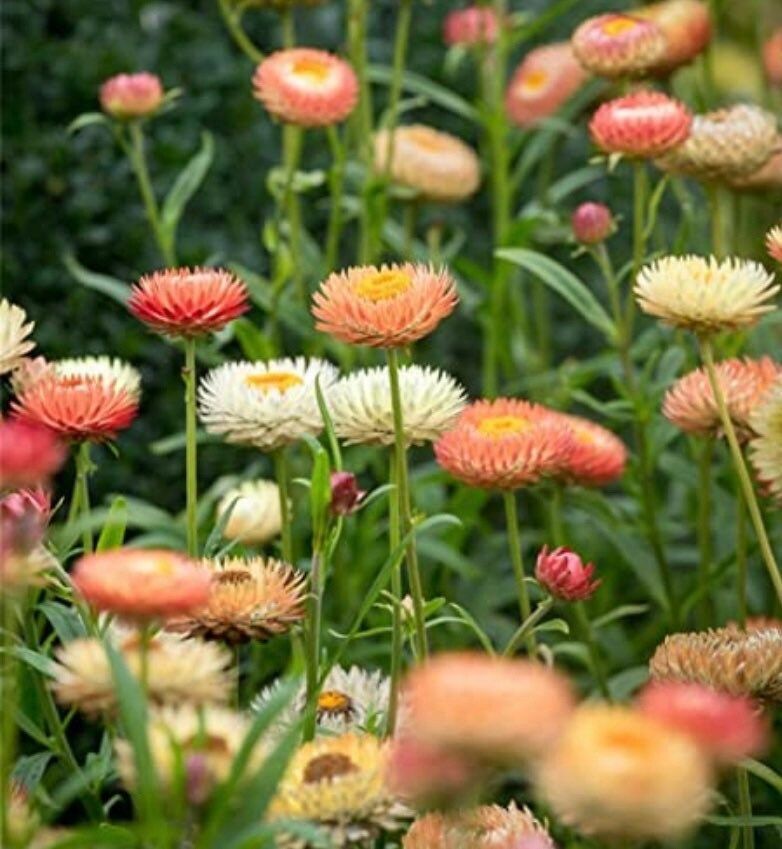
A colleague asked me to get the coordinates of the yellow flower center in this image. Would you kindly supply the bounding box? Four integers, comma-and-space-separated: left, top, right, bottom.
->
303, 753, 358, 784
317, 690, 354, 716
141, 554, 177, 576
603, 728, 653, 756
354, 269, 413, 302
520, 69, 549, 94
601, 16, 639, 37
244, 371, 303, 393
477, 415, 530, 438
291, 57, 331, 85
573, 425, 595, 445
406, 127, 448, 153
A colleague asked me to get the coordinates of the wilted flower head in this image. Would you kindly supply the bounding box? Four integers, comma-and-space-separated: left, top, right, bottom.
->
763, 29, 782, 85
0, 299, 35, 375
443, 6, 499, 46
535, 546, 600, 601
638, 681, 768, 763
374, 126, 481, 204
313, 263, 458, 348
329, 471, 366, 516
551, 412, 627, 486
589, 90, 692, 158
253, 48, 358, 127
100, 72, 164, 119
0, 419, 65, 491
750, 375, 782, 504
571, 202, 614, 245
129, 267, 249, 337
536, 704, 713, 840
635, 255, 778, 333
636, 0, 713, 74
506, 42, 588, 128
767, 223, 782, 264
572, 13, 667, 78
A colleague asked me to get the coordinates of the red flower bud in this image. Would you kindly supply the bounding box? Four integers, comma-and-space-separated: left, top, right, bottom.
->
535, 545, 600, 601
329, 471, 366, 516
572, 202, 615, 245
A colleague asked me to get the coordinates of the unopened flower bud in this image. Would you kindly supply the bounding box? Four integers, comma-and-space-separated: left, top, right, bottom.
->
571, 202, 614, 245
100, 72, 164, 120
329, 471, 366, 516
535, 545, 600, 601
185, 753, 214, 806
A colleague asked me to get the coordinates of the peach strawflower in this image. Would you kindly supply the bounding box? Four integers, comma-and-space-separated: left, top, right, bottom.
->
401, 652, 575, 763
403, 812, 448, 849
129, 267, 249, 337
434, 399, 575, 490
663, 357, 781, 440
0, 419, 65, 491
373, 125, 481, 203
535, 546, 600, 601
100, 72, 164, 119
750, 375, 782, 504
405, 805, 555, 849
589, 90, 692, 158
252, 48, 358, 127
551, 412, 627, 485
506, 42, 589, 129
572, 13, 667, 78
635, 0, 712, 74
767, 223, 782, 264
443, 6, 499, 46
71, 548, 211, 622
388, 737, 477, 809
637, 681, 768, 763
763, 29, 782, 85
0, 299, 35, 376
312, 263, 458, 348
536, 704, 713, 840
571, 202, 615, 245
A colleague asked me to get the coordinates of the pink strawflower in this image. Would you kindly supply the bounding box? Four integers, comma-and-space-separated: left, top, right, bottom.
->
0, 487, 51, 560
551, 412, 628, 486
387, 736, 476, 807
766, 224, 782, 264
329, 471, 366, 516
443, 6, 499, 46
571, 202, 615, 245
535, 545, 600, 601
100, 72, 164, 119
572, 13, 667, 78
636, 0, 713, 74
0, 419, 66, 491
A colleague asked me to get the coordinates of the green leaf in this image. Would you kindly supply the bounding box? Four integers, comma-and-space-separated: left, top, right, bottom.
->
204, 496, 239, 558
12, 752, 53, 791
38, 601, 86, 643
97, 497, 127, 552
67, 112, 110, 134
11, 647, 57, 678
592, 604, 649, 630
233, 319, 274, 361
742, 759, 782, 796
367, 64, 479, 123
161, 132, 214, 244
63, 253, 128, 306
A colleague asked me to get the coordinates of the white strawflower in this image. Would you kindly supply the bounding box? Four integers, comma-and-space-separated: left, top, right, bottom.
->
0, 299, 35, 375
327, 365, 467, 446
54, 356, 142, 399
750, 376, 782, 505
216, 479, 283, 545
198, 357, 338, 452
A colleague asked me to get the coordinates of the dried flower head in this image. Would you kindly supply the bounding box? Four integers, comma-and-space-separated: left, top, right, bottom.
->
0, 299, 35, 375
329, 471, 366, 516
572, 13, 667, 78
313, 263, 458, 348
253, 48, 358, 127
571, 202, 615, 245
443, 6, 499, 46
763, 29, 782, 85
635, 255, 778, 333
100, 72, 164, 119
535, 546, 600, 601
216, 479, 283, 545
636, 0, 713, 74
750, 375, 782, 504
0, 419, 65, 491
766, 223, 782, 264
551, 412, 627, 486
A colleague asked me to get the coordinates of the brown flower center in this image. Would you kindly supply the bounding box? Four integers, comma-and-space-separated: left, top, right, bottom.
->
476, 415, 530, 438
355, 269, 413, 302
302, 753, 358, 784
244, 371, 303, 393
316, 689, 354, 717
215, 569, 252, 585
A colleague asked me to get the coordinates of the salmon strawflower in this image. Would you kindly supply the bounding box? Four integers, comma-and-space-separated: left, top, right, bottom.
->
71, 548, 211, 622
506, 42, 589, 129
635, 0, 713, 74
767, 223, 782, 264
750, 375, 782, 504
443, 6, 499, 46
763, 29, 782, 85
216, 479, 283, 545
253, 48, 358, 127
434, 399, 575, 490
312, 263, 458, 348
572, 13, 667, 78
100, 72, 164, 119
0, 419, 65, 491
535, 546, 600, 602
373, 126, 481, 204
663, 357, 781, 441
637, 681, 768, 764
0, 299, 35, 376
129, 267, 249, 338
551, 412, 627, 486
589, 90, 692, 158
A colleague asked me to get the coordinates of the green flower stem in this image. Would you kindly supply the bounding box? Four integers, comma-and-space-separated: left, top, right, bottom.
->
626, 160, 648, 335
549, 484, 566, 548
303, 547, 325, 741
402, 201, 417, 261
1, 597, 17, 846
216, 0, 264, 64
127, 122, 175, 266
325, 125, 347, 272
737, 766, 756, 849
386, 454, 404, 736
282, 124, 305, 303
502, 490, 536, 656
75, 442, 94, 555
503, 596, 553, 657
699, 336, 782, 605
737, 490, 748, 629
696, 439, 715, 627
574, 601, 611, 700
707, 185, 728, 258
386, 348, 428, 660
280, 6, 295, 48
183, 338, 199, 558
273, 448, 294, 565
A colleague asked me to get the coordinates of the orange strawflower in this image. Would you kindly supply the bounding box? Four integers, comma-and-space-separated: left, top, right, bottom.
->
635, 0, 713, 74
312, 263, 458, 348
551, 412, 627, 486
572, 13, 667, 78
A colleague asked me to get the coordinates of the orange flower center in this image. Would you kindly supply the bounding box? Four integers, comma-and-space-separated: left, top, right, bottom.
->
244, 372, 303, 393
144, 554, 178, 576
317, 689, 354, 716
520, 68, 549, 93
573, 425, 595, 445
355, 269, 413, 302
303, 752, 358, 784
601, 16, 639, 37
477, 415, 530, 438
603, 727, 653, 756
291, 57, 331, 85
406, 127, 448, 152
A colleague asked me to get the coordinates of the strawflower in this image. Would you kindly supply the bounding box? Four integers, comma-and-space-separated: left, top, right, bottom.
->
572, 13, 667, 78
0, 298, 35, 375
571, 202, 615, 245
443, 6, 499, 46
535, 546, 600, 601
635, 0, 713, 73
750, 375, 782, 504
0, 419, 65, 491
100, 72, 164, 119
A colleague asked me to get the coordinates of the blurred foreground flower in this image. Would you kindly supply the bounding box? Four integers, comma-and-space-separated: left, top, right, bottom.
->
443, 6, 499, 46
100, 72, 164, 119
750, 375, 782, 504
216, 478, 283, 545
388, 737, 477, 809
763, 29, 782, 85
572, 13, 666, 78
0, 419, 65, 491
0, 486, 54, 589
635, 0, 712, 74
535, 546, 600, 601
0, 298, 35, 375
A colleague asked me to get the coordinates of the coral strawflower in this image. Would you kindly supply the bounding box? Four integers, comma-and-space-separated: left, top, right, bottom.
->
443, 6, 499, 46
0, 419, 65, 491
535, 546, 600, 601
551, 412, 627, 485
0, 299, 35, 376
572, 13, 667, 78
750, 375, 782, 504
253, 48, 358, 127
100, 72, 164, 119
767, 223, 782, 264
635, 0, 713, 74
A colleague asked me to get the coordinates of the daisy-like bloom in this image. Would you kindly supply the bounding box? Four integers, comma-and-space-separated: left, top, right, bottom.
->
0, 419, 65, 490
750, 376, 782, 504
198, 357, 338, 451
388, 738, 477, 809
572, 13, 667, 78
434, 399, 575, 490
635, 0, 713, 74
767, 223, 782, 264
327, 365, 466, 446
313, 263, 458, 348
649, 626, 782, 702
252, 665, 392, 736
401, 652, 575, 764
51, 356, 142, 400
51, 627, 234, 716
763, 29, 782, 85
536, 704, 713, 841
571, 201, 615, 245
637, 681, 768, 763
663, 357, 781, 441
129, 267, 249, 338
252, 48, 358, 128
269, 733, 410, 848
373, 126, 481, 204
551, 412, 627, 486
656, 104, 778, 181
0, 299, 35, 375
635, 255, 779, 333
71, 548, 211, 622
167, 556, 306, 644
100, 72, 164, 119
443, 6, 499, 46
216, 479, 283, 545
506, 42, 589, 129
589, 90, 692, 158
535, 546, 600, 602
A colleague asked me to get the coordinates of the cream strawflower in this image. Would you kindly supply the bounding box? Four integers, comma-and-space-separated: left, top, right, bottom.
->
198, 357, 338, 451
635, 255, 778, 333
216, 479, 283, 545
53, 356, 142, 399
750, 376, 782, 504
0, 299, 35, 375
327, 365, 467, 446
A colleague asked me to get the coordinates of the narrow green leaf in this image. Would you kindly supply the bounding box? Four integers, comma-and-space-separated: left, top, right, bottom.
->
592, 604, 649, 630
161, 132, 214, 242
63, 253, 128, 306
97, 497, 127, 552
11, 647, 57, 678
367, 64, 479, 123
67, 112, 110, 134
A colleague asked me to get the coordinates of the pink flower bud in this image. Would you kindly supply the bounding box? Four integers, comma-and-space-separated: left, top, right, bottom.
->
0, 487, 51, 559
184, 753, 213, 806
535, 545, 600, 601
329, 471, 366, 516
100, 72, 164, 120
571, 202, 615, 245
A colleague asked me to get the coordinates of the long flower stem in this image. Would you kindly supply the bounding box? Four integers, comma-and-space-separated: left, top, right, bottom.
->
282, 124, 305, 303
502, 490, 536, 656
699, 337, 782, 604
696, 439, 715, 627
626, 160, 648, 335
280, 6, 295, 48
386, 348, 428, 660
274, 448, 293, 565
216, 0, 264, 64
75, 442, 94, 555
504, 597, 553, 657
737, 766, 755, 849
303, 547, 324, 741
386, 454, 403, 736
325, 126, 346, 272
139, 623, 152, 694
1, 598, 17, 847
574, 602, 611, 699
183, 338, 198, 557
737, 489, 748, 628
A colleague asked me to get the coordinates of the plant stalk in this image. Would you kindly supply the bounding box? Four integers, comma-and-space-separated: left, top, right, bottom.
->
183, 338, 199, 557
502, 490, 536, 656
